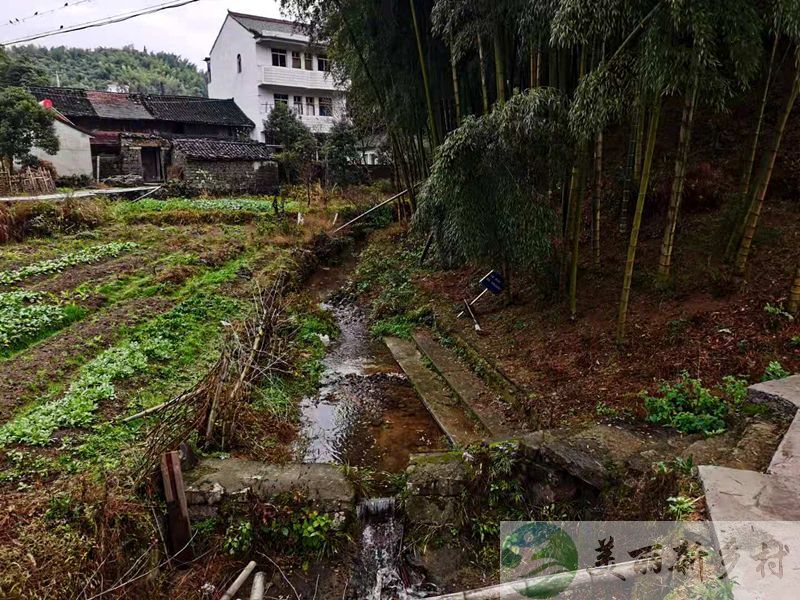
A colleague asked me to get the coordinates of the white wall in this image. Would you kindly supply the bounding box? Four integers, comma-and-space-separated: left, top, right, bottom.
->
30, 120, 93, 178
207, 16, 260, 140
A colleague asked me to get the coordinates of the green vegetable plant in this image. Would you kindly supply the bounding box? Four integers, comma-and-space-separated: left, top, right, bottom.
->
642, 373, 736, 435
0, 291, 85, 355
0, 242, 138, 285
762, 360, 790, 381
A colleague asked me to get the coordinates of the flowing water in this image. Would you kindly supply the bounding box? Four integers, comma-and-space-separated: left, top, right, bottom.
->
296, 254, 445, 598
295, 259, 444, 472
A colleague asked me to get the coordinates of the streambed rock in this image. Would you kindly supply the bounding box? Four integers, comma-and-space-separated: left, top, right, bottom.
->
184, 458, 355, 519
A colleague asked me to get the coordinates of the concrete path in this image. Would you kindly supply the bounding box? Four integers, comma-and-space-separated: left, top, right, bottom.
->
384, 336, 486, 446
0, 186, 158, 203
697, 374, 800, 599
412, 330, 524, 439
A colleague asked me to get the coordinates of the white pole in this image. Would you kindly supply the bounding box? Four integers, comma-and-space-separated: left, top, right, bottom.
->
220, 561, 257, 600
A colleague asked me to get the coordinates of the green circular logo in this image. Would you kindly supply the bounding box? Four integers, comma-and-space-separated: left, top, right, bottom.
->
501, 523, 579, 598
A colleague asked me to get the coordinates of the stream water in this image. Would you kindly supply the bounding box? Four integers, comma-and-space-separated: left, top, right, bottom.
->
296, 253, 445, 598
295, 258, 444, 472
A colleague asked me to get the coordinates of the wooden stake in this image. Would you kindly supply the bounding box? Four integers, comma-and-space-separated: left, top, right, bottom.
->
160, 451, 193, 564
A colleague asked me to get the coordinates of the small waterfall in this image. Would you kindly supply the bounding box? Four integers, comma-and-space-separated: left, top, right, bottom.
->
358, 497, 396, 521
354, 498, 436, 600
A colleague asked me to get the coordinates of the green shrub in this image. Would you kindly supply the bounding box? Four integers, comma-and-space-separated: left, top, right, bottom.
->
642, 373, 729, 435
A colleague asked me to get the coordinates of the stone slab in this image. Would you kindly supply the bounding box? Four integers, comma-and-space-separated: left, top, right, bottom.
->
747, 375, 800, 415
384, 336, 486, 446
413, 330, 523, 438
768, 411, 800, 478
407, 452, 470, 496
698, 465, 800, 521
184, 458, 355, 513
521, 425, 676, 489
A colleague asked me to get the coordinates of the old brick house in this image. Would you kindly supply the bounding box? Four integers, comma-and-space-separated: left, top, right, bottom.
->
28, 86, 277, 193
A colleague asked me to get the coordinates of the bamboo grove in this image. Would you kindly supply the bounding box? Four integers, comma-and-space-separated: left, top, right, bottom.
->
283, 0, 800, 342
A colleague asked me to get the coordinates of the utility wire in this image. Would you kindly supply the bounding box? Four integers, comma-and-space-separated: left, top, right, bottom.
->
1, 0, 201, 46
2, 0, 98, 29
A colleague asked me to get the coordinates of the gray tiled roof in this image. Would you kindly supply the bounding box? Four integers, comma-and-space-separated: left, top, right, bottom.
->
228, 11, 306, 37
172, 138, 273, 161
28, 86, 252, 128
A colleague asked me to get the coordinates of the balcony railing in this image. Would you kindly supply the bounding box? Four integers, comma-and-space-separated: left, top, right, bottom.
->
259, 103, 346, 133
259, 65, 339, 91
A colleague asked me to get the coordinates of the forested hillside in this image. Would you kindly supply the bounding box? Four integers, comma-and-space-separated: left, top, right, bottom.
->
7, 45, 206, 96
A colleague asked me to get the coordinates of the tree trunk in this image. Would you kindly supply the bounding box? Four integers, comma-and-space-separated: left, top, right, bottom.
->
788, 262, 800, 315
450, 47, 461, 125
735, 60, 800, 276
592, 129, 603, 268
657, 67, 698, 284
617, 100, 662, 344
477, 35, 489, 114
726, 35, 779, 261
409, 0, 439, 147
493, 23, 506, 104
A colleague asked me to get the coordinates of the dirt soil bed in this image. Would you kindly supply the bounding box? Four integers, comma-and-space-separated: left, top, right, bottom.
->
416, 198, 800, 429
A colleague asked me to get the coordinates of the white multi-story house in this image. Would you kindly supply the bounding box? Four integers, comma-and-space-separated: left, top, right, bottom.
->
206, 11, 347, 143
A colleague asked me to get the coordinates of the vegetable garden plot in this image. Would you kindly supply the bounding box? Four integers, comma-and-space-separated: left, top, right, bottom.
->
0, 242, 138, 285
0, 291, 83, 356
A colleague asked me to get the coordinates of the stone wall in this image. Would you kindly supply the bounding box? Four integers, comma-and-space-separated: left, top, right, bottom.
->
120, 145, 143, 177
172, 149, 279, 195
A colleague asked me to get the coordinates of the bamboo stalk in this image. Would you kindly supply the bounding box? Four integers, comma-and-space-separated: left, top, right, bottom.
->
657, 62, 699, 283
450, 47, 461, 125
617, 100, 662, 343
477, 35, 489, 114
726, 35, 779, 261
493, 22, 506, 104
592, 129, 603, 268
735, 59, 800, 275
788, 262, 800, 315
409, 0, 439, 147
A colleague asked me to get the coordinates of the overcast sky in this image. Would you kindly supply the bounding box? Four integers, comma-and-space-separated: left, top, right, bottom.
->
0, 0, 285, 68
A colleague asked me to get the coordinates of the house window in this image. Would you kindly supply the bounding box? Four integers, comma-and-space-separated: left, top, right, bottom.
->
271, 48, 287, 67
274, 94, 289, 108
304, 52, 313, 70
319, 96, 333, 117
293, 95, 303, 116
305, 97, 315, 116
317, 54, 330, 72
236, 54, 242, 73
291, 51, 302, 69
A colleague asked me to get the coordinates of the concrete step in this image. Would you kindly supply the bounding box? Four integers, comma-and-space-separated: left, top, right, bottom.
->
384, 336, 486, 446
768, 411, 800, 478
412, 330, 524, 439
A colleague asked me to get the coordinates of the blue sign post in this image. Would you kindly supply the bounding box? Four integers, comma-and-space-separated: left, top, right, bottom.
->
458, 269, 505, 319
480, 270, 506, 295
